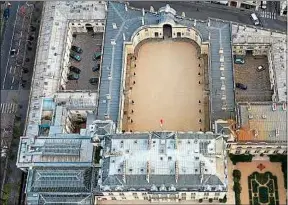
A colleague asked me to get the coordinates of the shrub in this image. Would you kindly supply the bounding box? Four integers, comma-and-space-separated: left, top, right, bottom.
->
233, 169, 241, 179
233, 182, 242, 193
229, 154, 253, 165
199, 199, 203, 203
94, 146, 103, 164
208, 198, 213, 203
222, 195, 227, 203
235, 194, 241, 205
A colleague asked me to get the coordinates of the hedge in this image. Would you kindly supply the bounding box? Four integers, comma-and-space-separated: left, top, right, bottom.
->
268, 154, 287, 189
94, 146, 103, 164
229, 154, 253, 165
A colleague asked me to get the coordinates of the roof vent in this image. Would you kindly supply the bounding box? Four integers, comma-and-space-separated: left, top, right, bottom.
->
275, 128, 279, 136
283, 103, 286, 111
248, 115, 253, 119
262, 115, 267, 119
272, 103, 277, 111
112, 23, 117, 29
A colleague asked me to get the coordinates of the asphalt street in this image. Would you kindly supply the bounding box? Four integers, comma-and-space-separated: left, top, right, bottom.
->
1, 2, 24, 90
128, 1, 286, 32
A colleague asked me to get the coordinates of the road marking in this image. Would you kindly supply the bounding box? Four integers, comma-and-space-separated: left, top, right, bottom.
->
1, 103, 18, 114
9, 66, 13, 73
10, 85, 13, 90
12, 77, 15, 83
2, 4, 21, 90
13, 66, 16, 74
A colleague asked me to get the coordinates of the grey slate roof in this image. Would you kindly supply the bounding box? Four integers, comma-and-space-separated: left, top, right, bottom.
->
25, 167, 97, 204
208, 20, 235, 122
98, 2, 235, 126
97, 131, 227, 192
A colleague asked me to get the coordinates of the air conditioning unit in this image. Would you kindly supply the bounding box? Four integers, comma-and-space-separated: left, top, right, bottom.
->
89, 125, 96, 132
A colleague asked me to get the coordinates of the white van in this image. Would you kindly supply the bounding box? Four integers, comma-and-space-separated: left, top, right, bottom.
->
250, 13, 260, 26
261, 1, 267, 9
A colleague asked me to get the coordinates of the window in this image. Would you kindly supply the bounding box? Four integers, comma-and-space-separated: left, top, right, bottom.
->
145, 28, 148, 32
204, 192, 209, 196
264, 150, 270, 153
214, 197, 218, 200
255, 150, 260, 153
44, 82, 48, 85
226, 144, 231, 148
235, 150, 241, 154
181, 193, 186, 197
155, 32, 159, 37
215, 192, 220, 196
144, 196, 149, 200
134, 196, 139, 199
142, 193, 147, 196
122, 197, 126, 200
111, 197, 116, 200
119, 193, 124, 196
132, 193, 137, 196
245, 150, 250, 154
283, 151, 287, 154
108, 193, 113, 196
273, 150, 279, 154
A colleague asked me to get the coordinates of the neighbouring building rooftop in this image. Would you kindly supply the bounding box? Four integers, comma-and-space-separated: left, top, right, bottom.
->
17, 135, 93, 168
232, 24, 287, 102
25, 1, 106, 137
25, 167, 96, 205
97, 131, 228, 192
237, 102, 287, 142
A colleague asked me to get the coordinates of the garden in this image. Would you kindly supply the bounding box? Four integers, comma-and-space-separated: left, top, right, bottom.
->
248, 172, 280, 205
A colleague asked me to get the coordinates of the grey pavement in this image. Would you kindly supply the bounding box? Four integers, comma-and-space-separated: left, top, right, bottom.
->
66, 33, 103, 90
128, 1, 286, 32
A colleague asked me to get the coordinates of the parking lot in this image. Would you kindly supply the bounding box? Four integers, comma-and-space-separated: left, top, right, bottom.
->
234, 54, 272, 102
65, 33, 103, 90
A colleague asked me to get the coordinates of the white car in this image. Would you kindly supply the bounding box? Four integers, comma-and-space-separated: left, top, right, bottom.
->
257, 65, 265, 72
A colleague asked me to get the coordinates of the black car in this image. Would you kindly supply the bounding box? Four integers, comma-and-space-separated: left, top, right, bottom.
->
67, 72, 80, 80
236, 83, 247, 90
89, 77, 99, 85
92, 64, 100, 72
71, 45, 83, 54
69, 66, 81, 74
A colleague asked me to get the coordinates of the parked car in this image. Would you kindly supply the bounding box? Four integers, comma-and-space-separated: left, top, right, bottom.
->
256, 65, 265, 72
67, 72, 80, 80
234, 57, 245, 64
69, 66, 81, 74
71, 45, 83, 54
93, 52, 101, 61
70, 53, 81, 62
236, 83, 247, 90
10, 49, 17, 57
89, 77, 99, 85
92, 64, 100, 72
